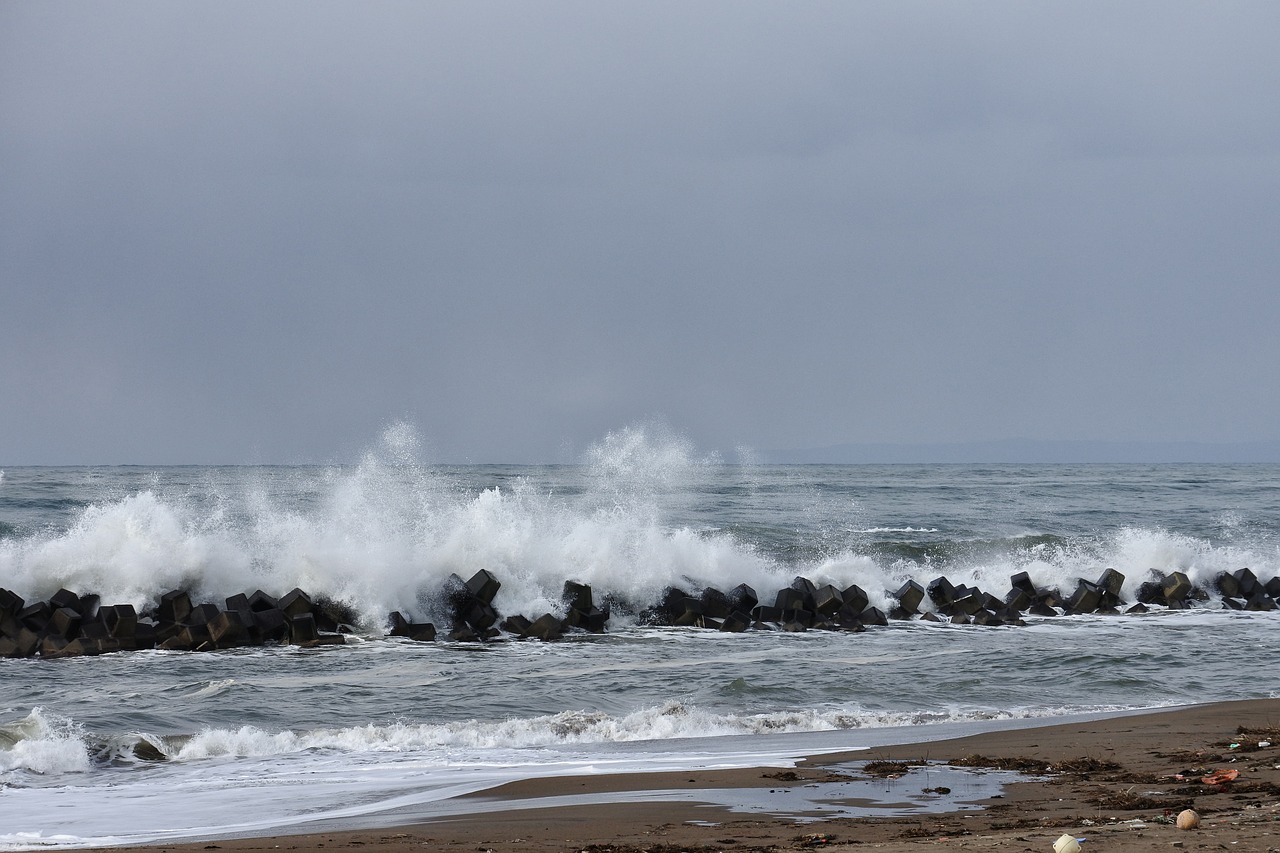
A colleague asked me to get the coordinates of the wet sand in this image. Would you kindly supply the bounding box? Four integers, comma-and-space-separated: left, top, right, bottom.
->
69, 699, 1280, 852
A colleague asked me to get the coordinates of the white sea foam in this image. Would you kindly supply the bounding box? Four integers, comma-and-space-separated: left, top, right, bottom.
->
68, 700, 1137, 768
0, 709, 91, 777
1, 425, 1277, 627
860, 527, 941, 534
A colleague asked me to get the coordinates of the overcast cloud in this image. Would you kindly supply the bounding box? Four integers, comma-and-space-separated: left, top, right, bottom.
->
3, 1, 1278, 464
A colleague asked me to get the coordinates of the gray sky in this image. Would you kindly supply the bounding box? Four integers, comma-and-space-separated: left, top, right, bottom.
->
3, 1, 1279, 464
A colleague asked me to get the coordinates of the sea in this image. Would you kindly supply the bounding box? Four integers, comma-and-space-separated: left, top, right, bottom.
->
2, 427, 1279, 848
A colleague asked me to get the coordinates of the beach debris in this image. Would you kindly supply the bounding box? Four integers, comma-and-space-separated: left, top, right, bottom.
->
1201, 768, 1239, 786
797, 833, 835, 847
1176, 808, 1201, 829
951, 754, 1119, 775
1052, 833, 1083, 853
862, 760, 923, 777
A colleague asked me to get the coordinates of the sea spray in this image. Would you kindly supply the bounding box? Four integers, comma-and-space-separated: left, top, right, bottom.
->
0, 709, 92, 777
1, 428, 1278, 627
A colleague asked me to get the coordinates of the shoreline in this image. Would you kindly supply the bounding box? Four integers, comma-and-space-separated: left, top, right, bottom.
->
44, 698, 1280, 852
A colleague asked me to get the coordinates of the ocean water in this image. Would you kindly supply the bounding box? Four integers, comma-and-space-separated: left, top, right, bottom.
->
2, 427, 1279, 848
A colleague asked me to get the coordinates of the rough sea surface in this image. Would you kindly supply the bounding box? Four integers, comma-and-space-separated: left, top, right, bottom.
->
2, 427, 1279, 848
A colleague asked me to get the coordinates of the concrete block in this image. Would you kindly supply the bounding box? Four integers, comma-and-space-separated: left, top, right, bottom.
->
80, 620, 111, 641
780, 608, 815, 628
1065, 580, 1102, 614
1, 626, 40, 657
972, 609, 1003, 626
314, 597, 359, 633
278, 588, 314, 618
133, 621, 158, 649
49, 588, 80, 611
1096, 568, 1125, 598
248, 590, 279, 612
1233, 568, 1259, 598
1034, 587, 1062, 609
1136, 579, 1166, 605
158, 589, 193, 624
841, 585, 869, 614
1162, 572, 1192, 602
253, 608, 290, 642
773, 587, 806, 611
208, 610, 251, 646
565, 606, 608, 633
751, 605, 783, 623
179, 624, 211, 648
41, 637, 83, 658
1027, 601, 1059, 617
860, 606, 888, 627
102, 604, 138, 638
300, 634, 347, 648
1009, 572, 1036, 597
812, 584, 844, 616
0, 612, 20, 638
562, 581, 593, 614
1220, 596, 1244, 610
949, 591, 983, 615
892, 580, 924, 614
186, 603, 220, 626
655, 587, 690, 623
672, 606, 703, 627
1213, 572, 1240, 598
20, 602, 51, 632
1125, 602, 1148, 614
1004, 587, 1032, 612
288, 613, 318, 644
927, 576, 955, 608
77, 594, 100, 620
0, 588, 23, 616
995, 607, 1027, 626
225, 593, 251, 614
527, 613, 564, 641
728, 584, 758, 613
790, 576, 818, 608
14, 626, 40, 657
1245, 592, 1277, 612
699, 587, 730, 619
1266, 576, 1280, 598
719, 610, 751, 632
466, 569, 501, 604
49, 606, 82, 639
461, 600, 498, 630
499, 614, 532, 636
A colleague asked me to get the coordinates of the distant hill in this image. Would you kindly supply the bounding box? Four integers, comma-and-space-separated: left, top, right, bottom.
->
761, 439, 1280, 464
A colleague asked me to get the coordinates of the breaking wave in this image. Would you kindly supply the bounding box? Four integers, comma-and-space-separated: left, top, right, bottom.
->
1, 424, 1277, 630
1, 700, 1143, 781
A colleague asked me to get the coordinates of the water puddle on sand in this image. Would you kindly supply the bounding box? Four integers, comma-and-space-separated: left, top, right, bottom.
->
450, 761, 1030, 824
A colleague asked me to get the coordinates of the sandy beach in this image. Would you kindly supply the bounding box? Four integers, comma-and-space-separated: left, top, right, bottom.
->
62, 699, 1280, 853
